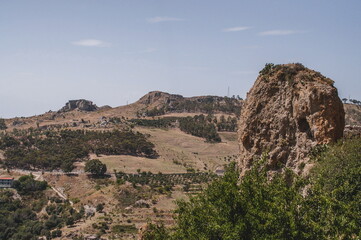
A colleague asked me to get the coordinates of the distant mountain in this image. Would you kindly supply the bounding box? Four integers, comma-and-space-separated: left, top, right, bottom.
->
135, 91, 243, 116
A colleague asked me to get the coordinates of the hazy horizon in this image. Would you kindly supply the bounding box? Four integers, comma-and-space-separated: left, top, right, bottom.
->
1, 0, 361, 118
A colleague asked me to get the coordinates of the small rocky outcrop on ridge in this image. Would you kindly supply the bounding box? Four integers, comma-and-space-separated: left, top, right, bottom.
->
59, 99, 98, 112
137, 91, 184, 109
238, 63, 345, 173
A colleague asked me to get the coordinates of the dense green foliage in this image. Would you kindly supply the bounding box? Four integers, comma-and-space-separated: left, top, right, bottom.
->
306, 137, 361, 237
13, 175, 48, 195
0, 177, 82, 240
179, 115, 221, 142
171, 161, 308, 240
85, 159, 107, 176
0, 119, 6, 130
143, 138, 361, 239
0, 129, 157, 171
216, 115, 238, 132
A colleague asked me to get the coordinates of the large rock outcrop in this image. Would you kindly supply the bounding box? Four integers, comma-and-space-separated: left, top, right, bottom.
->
238, 63, 345, 173
137, 91, 184, 109
59, 99, 98, 112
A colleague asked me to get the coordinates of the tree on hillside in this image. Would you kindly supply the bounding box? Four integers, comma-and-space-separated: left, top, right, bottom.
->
342, 98, 348, 104
85, 159, 107, 176
0, 118, 7, 130
350, 99, 361, 105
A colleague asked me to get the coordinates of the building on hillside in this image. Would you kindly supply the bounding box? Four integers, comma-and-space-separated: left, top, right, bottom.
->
214, 166, 225, 176
0, 177, 14, 188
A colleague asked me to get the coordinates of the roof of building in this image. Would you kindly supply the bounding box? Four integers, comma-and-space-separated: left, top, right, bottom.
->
0, 177, 14, 180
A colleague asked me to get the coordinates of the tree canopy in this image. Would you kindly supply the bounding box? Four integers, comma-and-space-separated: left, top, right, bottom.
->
85, 159, 107, 176
0, 119, 6, 130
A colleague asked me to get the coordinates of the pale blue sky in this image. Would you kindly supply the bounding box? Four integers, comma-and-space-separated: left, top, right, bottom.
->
1, 0, 361, 117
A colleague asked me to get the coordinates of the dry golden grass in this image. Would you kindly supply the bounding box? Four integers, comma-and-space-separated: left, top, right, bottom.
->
135, 127, 239, 172
94, 154, 186, 174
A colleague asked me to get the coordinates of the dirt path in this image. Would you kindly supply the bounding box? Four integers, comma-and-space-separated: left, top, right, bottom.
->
6, 168, 74, 205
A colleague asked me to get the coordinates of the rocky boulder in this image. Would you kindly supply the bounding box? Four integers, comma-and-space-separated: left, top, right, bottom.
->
59, 99, 98, 112
137, 91, 184, 108
238, 63, 345, 173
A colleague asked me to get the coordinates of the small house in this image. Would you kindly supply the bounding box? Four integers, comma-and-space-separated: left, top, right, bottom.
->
0, 177, 14, 188
214, 166, 225, 176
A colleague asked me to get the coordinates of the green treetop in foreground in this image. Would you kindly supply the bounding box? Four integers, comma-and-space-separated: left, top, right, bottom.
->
143, 137, 361, 240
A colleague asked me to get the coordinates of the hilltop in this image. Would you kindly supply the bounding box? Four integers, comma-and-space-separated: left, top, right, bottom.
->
1, 91, 242, 131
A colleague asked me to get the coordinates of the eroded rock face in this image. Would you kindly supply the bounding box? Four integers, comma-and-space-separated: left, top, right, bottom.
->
238, 63, 345, 173
59, 99, 98, 112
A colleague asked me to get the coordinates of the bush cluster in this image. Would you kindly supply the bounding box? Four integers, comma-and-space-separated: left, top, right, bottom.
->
179, 115, 221, 142
129, 117, 178, 128
0, 177, 82, 240
0, 119, 6, 130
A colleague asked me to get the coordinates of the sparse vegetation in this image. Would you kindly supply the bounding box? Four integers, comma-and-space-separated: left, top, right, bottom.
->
259, 63, 276, 75
139, 96, 241, 116
115, 171, 216, 189
112, 224, 138, 234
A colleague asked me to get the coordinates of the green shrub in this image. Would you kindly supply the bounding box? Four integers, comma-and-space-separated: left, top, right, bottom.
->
0, 119, 7, 130
259, 63, 276, 75
112, 224, 137, 234
85, 159, 107, 176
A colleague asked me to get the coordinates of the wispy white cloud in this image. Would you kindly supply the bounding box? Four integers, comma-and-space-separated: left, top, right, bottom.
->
223, 26, 252, 32
259, 30, 300, 36
147, 16, 184, 23
72, 39, 109, 47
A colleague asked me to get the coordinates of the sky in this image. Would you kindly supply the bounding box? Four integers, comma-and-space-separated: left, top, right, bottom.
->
1, 0, 361, 118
